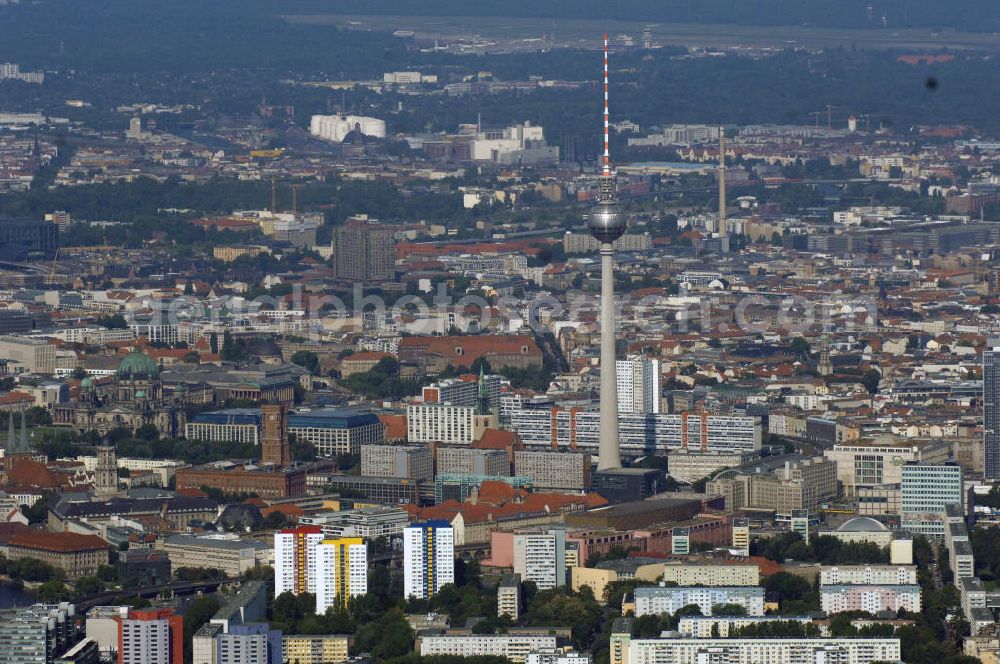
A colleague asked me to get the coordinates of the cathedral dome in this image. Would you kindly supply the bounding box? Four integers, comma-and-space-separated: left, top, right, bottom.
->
80, 377, 94, 391
117, 351, 160, 380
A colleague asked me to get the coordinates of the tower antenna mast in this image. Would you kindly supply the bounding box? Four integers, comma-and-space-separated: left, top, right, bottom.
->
602, 32, 611, 178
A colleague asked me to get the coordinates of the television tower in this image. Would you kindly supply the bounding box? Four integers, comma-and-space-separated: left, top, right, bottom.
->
589, 33, 627, 471
718, 127, 727, 242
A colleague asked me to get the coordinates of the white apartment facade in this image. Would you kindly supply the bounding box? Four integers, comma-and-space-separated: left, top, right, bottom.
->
633, 586, 765, 617
360, 444, 433, 481
616, 355, 661, 414
619, 637, 900, 664
659, 563, 759, 587
315, 538, 368, 614
509, 409, 759, 457
819, 585, 921, 614
119, 617, 172, 664
420, 635, 558, 663
407, 404, 476, 444
513, 529, 566, 590
404, 521, 455, 600
819, 565, 917, 586
273, 528, 324, 597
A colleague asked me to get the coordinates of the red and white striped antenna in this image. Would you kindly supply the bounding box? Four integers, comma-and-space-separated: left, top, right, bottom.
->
602, 32, 611, 177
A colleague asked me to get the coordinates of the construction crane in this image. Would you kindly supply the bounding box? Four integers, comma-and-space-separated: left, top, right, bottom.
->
810, 105, 840, 130
47, 248, 60, 284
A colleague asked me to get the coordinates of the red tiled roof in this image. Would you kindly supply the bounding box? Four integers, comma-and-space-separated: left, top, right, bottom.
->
378, 414, 407, 442
399, 335, 542, 367
0, 392, 34, 405
406, 489, 607, 525
473, 429, 521, 450
263, 504, 303, 519
749, 555, 784, 577
6, 458, 59, 489
190, 217, 258, 229
0, 523, 29, 544
9, 531, 107, 553
140, 347, 190, 361
477, 481, 517, 503
344, 352, 392, 363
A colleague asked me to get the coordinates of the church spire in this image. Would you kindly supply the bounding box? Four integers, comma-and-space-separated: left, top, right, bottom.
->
7, 411, 29, 455
475, 366, 491, 416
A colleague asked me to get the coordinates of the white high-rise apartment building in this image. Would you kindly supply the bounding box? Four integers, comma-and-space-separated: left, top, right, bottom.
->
985, 348, 1000, 480
616, 355, 660, 414
315, 538, 368, 614
274, 528, 370, 614
404, 521, 455, 599
118, 612, 182, 664
513, 529, 566, 590
274, 527, 324, 597
422, 375, 502, 409
407, 404, 475, 444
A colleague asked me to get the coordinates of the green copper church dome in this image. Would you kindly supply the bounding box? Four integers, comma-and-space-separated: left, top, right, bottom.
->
117, 351, 160, 380
80, 376, 94, 390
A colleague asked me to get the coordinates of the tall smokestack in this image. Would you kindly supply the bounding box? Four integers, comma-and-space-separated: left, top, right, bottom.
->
718, 127, 727, 239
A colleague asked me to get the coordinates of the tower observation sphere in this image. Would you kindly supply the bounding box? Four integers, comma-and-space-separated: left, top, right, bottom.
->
588, 195, 626, 243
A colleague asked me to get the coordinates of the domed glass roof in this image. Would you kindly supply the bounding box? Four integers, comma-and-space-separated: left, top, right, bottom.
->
836, 516, 888, 532
117, 351, 160, 380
